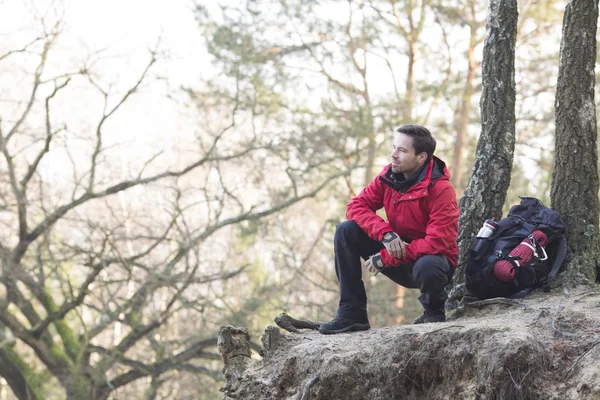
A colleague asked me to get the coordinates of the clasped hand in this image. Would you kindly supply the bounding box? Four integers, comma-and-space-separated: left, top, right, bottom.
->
365, 253, 385, 276
382, 232, 406, 259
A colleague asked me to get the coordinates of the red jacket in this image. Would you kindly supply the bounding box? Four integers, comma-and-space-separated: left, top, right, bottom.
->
346, 156, 459, 268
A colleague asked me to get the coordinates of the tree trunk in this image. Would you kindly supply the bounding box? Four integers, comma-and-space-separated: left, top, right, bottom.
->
363, 100, 376, 188
451, 18, 478, 190
0, 347, 44, 400
551, 0, 600, 283
405, 41, 416, 122
453, 0, 518, 285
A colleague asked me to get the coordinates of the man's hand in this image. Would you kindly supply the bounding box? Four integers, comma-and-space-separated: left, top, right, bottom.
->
382, 232, 406, 259
365, 253, 385, 276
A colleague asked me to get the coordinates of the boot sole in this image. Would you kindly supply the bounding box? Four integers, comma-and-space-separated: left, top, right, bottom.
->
318, 322, 370, 335
423, 315, 446, 323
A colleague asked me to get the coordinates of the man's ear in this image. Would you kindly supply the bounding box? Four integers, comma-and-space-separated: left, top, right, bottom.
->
418, 152, 428, 164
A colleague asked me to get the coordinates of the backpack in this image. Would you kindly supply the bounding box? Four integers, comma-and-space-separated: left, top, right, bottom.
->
465, 197, 567, 300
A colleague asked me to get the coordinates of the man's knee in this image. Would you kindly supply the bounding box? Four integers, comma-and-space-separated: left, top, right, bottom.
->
334, 220, 362, 248
412, 255, 451, 287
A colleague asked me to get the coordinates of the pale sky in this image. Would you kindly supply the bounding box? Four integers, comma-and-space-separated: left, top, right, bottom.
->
0, 0, 216, 184
1, 0, 209, 80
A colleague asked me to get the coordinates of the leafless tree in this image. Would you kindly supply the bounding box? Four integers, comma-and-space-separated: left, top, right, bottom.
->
0, 12, 357, 400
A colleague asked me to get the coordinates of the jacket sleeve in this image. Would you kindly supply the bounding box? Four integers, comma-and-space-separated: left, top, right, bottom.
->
380, 183, 459, 267
346, 173, 394, 241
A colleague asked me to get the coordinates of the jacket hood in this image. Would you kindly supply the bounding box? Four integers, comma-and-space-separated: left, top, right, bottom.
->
430, 155, 451, 182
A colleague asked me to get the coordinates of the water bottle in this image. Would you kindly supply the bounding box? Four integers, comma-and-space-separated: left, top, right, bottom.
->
471, 218, 498, 255
476, 219, 499, 238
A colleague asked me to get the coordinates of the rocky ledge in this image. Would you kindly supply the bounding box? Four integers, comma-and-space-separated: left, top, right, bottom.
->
218, 287, 600, 400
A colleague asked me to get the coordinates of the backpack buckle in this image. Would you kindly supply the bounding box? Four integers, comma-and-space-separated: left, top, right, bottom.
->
527, 234, 548, 261
538, 246, 548, 261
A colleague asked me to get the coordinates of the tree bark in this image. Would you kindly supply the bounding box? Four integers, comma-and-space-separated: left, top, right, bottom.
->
551, 0, 600, 282
218, 326, 252, 394
454, 0, 518, 285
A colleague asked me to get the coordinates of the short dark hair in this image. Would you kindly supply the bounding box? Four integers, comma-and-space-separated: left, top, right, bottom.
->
396, 124, 436, 158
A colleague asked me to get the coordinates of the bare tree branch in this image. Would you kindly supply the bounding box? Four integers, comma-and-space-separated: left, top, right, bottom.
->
88, 54, 157, 191
5, 33, 57, 143
22, 144, 262, 259
29, 211, 181, 338
90, 337, 224, 392
0, 36, 43, 63
20, 78, 71, 188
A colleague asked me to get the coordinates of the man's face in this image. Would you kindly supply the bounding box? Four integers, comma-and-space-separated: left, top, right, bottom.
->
391, 132, 427, 177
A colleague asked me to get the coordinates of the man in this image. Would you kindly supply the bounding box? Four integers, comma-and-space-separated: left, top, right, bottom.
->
319, 124, 459, 334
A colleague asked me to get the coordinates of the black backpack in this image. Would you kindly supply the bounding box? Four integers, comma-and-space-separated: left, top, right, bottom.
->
465, 197, 567, 299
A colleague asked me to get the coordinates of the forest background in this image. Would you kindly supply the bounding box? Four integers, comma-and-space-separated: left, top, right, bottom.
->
0, 0, 592, 399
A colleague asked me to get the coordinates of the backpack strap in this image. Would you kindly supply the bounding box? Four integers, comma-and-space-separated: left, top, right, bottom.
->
547, 235, 567, 280
535, 235, 567, 293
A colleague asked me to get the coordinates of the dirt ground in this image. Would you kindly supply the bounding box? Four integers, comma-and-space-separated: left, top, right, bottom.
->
221, 286, 600, 400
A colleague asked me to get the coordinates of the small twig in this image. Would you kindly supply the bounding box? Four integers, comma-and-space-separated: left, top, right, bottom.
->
539, 294, 561, 303
298, 375, 320, 400
506, 367, 531, 392
401, 372, 421, 389
566, 339, 600, 378
527, 309, 549, 327
274, 313, 322, 333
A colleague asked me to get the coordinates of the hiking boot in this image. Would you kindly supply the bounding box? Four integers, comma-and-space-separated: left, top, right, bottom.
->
413, 310, 446, 324
423, 310, 446, 323
318, 316, 370, 334
417, 292, 447, 324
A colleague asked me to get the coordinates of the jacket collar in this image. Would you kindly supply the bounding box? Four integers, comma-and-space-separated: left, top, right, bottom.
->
380, 156, 450, 192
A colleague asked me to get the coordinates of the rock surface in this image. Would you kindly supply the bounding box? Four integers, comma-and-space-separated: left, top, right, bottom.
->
220, 287, 600, 400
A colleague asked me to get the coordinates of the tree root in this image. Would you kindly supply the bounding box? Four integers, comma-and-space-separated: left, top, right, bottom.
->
573, 290, 600, 303
448, 297, 527, 320
566, 339, 600, 378
466, 298, 527, 309
274, 313, 322, 333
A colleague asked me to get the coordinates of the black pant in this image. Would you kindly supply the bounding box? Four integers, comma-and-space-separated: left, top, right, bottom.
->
334, 220, 453, 320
